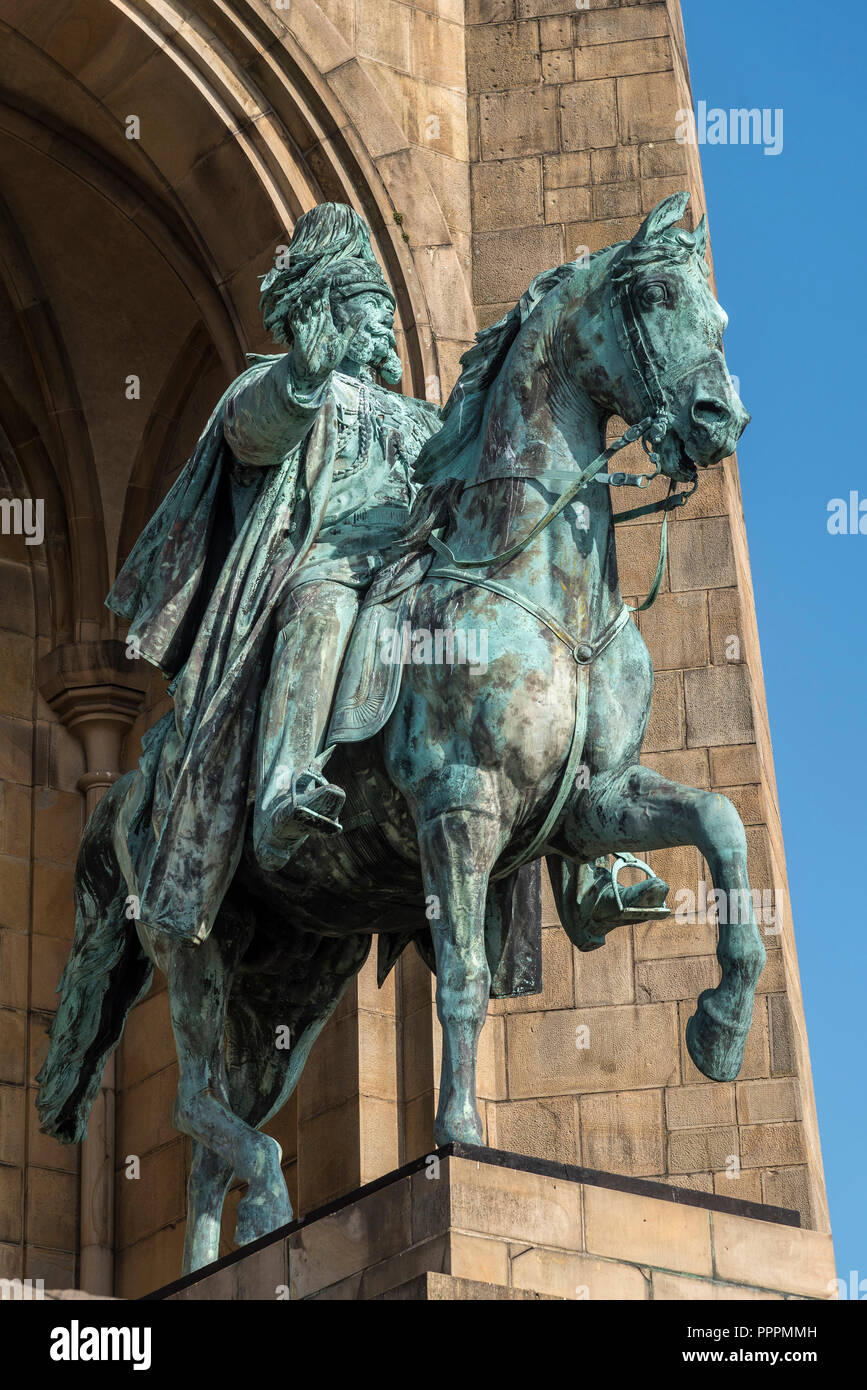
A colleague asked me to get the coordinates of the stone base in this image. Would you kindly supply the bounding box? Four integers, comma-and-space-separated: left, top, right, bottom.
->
151, 1145, 836, 1302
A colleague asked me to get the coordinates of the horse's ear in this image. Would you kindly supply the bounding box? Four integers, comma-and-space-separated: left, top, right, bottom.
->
631, 191, 691, 246
692, 213, 708, 261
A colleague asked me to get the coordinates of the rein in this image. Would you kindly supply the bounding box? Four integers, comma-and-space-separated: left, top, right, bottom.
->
427, 246, 699, 613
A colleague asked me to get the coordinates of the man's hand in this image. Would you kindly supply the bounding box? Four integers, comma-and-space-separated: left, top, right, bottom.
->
288, 280, 363, 386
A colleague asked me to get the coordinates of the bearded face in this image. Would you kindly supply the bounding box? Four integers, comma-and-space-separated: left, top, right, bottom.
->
332, 290, 403, 387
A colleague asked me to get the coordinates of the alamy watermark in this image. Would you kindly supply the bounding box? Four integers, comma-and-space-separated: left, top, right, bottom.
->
674, 879, 783, 932
0, 496, 43, 546
379, 622, 488, 675
676, 102, 784, 157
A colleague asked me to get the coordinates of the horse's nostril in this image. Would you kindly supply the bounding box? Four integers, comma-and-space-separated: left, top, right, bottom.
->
692, 399, 729, 428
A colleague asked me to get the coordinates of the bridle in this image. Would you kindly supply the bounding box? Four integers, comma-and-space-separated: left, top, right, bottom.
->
427, 246, 700, 610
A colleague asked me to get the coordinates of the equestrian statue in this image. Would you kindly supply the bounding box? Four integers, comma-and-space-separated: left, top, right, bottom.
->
37, 193, 764, 1275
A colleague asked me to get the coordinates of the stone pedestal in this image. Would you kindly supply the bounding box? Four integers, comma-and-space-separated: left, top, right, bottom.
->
151, 1146, 836, 1302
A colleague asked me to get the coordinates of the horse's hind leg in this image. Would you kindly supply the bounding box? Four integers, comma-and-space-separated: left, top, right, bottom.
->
185, 1141, 234, 1272
575, 764, 766, 1081
164, 933, 293, 1270
416, 807, 501, 1146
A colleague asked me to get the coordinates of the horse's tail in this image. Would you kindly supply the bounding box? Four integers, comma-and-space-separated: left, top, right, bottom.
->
36, 774, 153, 1144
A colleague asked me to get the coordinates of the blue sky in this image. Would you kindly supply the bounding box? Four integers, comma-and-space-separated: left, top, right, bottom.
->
681, 1, 866, 1286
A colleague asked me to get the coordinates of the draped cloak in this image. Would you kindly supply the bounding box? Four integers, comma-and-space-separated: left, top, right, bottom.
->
107, 355, 440, 943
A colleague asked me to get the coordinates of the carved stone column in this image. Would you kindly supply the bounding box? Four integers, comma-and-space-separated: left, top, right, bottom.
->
38, 640, 149, 1295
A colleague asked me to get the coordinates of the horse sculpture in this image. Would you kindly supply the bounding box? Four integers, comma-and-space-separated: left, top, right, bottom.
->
37, 192, 765, 1275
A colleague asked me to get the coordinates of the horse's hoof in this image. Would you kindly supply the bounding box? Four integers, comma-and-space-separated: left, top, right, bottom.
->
686, 989, 748, 1082
234, 1187, 293, 1248
434, 1103, 483, 1148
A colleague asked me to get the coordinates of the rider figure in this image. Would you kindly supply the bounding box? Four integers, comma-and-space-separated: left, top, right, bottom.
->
108, 205, 440, 940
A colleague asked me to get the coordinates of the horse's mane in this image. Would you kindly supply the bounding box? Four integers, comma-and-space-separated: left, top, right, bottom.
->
414, 257, 603, 486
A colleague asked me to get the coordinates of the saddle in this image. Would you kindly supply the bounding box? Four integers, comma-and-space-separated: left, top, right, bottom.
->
327, 548, 433, 744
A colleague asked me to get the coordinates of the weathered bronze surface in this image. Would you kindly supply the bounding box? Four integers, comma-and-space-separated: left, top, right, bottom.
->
38, 194, 763, 1275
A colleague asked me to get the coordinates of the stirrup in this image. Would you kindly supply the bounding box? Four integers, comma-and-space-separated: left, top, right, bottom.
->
573, 854, 671, 949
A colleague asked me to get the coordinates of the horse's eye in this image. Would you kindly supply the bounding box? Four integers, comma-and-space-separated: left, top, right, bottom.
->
640, 283, 668, 307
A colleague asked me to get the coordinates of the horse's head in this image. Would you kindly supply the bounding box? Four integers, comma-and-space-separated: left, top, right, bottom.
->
564, 191, 748, 481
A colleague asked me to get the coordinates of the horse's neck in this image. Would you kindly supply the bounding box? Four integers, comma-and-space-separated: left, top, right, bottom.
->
444, 305, 623, 637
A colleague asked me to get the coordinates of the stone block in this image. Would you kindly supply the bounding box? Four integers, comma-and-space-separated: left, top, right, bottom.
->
473, 224, 563, 304
0, 1007, 26, 1085
506, 1002, 679, 1098
560, 79, 618, 151
543, 151, 590, 188
573, 924, 634, 1006
116, 1223, 186, 1300
591, 144, 640, 184
375, 1270, 559, 1299
592, 180, 640, 219
665, 1082, 736, 1130
449, 1230, 510, 1286
541, 49, 572, 84
29, 933, 70, 1012
0, 632, 33, 720
640, 747, 710, 788
539, 16, 571, 51
288, 1177, 413, 1298
760, 1166, 812, 1226
684, 665, 754, 748
0, 857, 29, 933
487, 1095, 578, 1165
574, 38, 671, 81
33, 789, 82, 867
736, 1078, 800, 1126
710, 742, 761, 787
712, 1211, 835, 1298
356, 0, 412, 73
467, 21, 540, 93
643, 670, 685, 753
584, 1183, 713, 1276
580, 1087, 665, 1175
0, 927, 27, 1008
617, 70, 682, 144
564, 214, 642, 254
652, 1270, 782, 1300
768, 993, 796, 1078
636, 955, 718, 1005
739, 1122, 806, 1170
412, 12, 465, 91
25, 1165, 77, 1249
32, 862, 75, 940
639, 138, 689, 178
0, 1162, 22, 1244
447, 1155, 583, 1249
639, 590, 709, 671
669, 516, 737, 592
119, 990, 176, 1090
668, 1125, 739, 1175
0, 717, 32, 785
115, 1140, 186, 1251
0, 1083, 25, 1167
479, 86, 558, 160
545, 184, 591, 222
576, 3, 669, 45
471, 157, 542, 231
1, 782, 30, 860
512, 1246, 648, 1299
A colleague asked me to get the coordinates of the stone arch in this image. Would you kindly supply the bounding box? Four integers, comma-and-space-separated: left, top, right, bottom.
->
0, 0, 474, 640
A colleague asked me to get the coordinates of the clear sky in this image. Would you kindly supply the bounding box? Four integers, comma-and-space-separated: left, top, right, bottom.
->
681, 1, 866, 1288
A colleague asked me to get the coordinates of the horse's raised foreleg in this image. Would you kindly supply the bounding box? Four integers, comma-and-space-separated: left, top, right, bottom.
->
166, 935, 293, 1268
576, 765, 766, 1081
417, 808, 500, 1146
